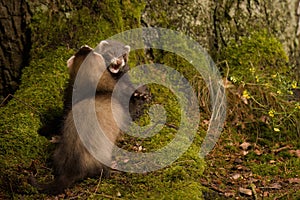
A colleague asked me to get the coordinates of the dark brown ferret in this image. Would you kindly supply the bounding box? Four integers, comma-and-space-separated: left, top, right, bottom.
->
31, 41, 137, 194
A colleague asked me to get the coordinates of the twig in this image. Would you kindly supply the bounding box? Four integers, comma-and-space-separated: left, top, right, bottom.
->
1, 94, 12, 107
68, 192, 85, 199
165, 123, 178, 130
200, 179, 225, 194
250, 183, 258, 200
0, 94, 43, 118
272, 146, 291, 154
94, 169, 103, 194
97, 193, 123, 199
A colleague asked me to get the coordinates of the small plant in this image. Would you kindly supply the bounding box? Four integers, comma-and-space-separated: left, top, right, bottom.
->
221, 30, 300, 144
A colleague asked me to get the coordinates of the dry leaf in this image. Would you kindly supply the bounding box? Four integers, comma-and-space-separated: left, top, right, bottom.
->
224, 192, 235, 197
232, 173, 241, 180
288, 178, 300, 184
239, 187, 252, 196
240, 142, 251, 150
260, 115, 268, 123
268, 183, 281, 189
269, 160, 276, 164
224, 79, 235, 89
241, 96, 248, 104
289, 150, 300, 158
242, 150, 249, 156
263, 191, 269, 197
116, 191, 121, 197
254, 149, 262, 155
234, 158, 243, 164
138, 146, 143, 152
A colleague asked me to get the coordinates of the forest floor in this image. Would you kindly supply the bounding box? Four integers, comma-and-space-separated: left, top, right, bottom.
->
201, 129, 300, 200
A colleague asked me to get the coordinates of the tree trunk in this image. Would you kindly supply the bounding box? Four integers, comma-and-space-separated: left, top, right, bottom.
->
0, 0, 31, 102
143, 0, 300, 68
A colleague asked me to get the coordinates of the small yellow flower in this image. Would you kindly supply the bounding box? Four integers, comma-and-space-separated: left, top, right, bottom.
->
274, 128, 280, 132
250, 67, 256, 73
292, 81, 298, 89
230, 76, 237, 83
255, 75, 260, 83
268, 109, 275, 118
277, 90, 282, 95
242, 90, 250, 99
271, 74, 277, 78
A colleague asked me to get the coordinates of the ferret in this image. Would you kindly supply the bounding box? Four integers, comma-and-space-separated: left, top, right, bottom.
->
31, 40, 149, 194
38, 41, 149, 136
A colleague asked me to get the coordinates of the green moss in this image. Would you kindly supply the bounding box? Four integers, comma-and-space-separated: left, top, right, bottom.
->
0, 1, 208, 199
0, 47, 71, 197
221, 30, 300, 144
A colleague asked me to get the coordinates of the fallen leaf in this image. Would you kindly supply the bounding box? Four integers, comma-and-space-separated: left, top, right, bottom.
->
268, 182, 281, 189
260, 115, 268, 123
254, 149, 262, 155
231, 173, 241, 180
263, 191, 269, 197
289, 150, 300, 158
242, 150, 249, 156
241, 96, 248, 104
224, 192, 235, 197
288, 178, 300, 184
239, 187, 252, 196
138, 146, 143, 152
116, 191, 121, 197
224, 79, 234, 89
234, 158, 243, 164
269, 160, 276, 164
240, 142, 251, 150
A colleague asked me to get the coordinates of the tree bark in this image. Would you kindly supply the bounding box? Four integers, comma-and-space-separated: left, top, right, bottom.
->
0, 0, 31, 102
143, 0, 300, 68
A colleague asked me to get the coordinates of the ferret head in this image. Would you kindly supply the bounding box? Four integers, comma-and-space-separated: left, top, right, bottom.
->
94, 40, 131, 75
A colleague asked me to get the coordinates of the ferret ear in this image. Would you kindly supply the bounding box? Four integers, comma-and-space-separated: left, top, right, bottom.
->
80, 44, 92, 49
91, 51, 106, 65
95, 40, 110, 52
67, 55, 75, 68
124, 45, 130, 53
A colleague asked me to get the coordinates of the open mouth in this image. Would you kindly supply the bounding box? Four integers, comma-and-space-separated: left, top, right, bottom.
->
109, 64, 121, 73
109, 58, 125, 74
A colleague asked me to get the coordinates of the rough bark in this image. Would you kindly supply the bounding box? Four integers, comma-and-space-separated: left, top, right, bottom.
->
143, 0, 300, 69
0, 0, 32, 102
1, 0, 299, 102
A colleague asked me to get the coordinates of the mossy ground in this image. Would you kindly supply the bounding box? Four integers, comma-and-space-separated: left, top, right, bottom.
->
201, 31, 300, 199
0, 1, 299, 199
0, 1, 206, 199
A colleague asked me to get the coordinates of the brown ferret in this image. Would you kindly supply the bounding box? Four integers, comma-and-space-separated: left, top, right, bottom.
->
31, 40, 149, 194
38, 41, 149, 136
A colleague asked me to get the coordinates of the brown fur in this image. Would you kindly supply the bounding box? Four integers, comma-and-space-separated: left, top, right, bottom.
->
40, 95, 124, 194
31, 41, 131, 194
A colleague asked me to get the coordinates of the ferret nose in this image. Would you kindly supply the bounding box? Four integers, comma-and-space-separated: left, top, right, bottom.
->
116, 59, 122, 65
